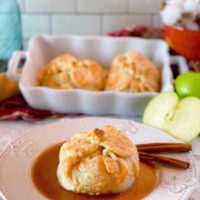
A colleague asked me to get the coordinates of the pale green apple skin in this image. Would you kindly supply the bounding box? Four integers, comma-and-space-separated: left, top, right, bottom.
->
143, 92, 179, 129
143, 91, 200, 143
175, 72, 200, 98
165, 97, 200, 143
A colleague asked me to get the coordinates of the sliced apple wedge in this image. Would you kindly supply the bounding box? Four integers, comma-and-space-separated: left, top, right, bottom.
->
143, 92, 179, 130
143, 92, 200, 143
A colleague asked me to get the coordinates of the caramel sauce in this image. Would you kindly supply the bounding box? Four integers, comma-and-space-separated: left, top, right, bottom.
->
31, 143, 157, 200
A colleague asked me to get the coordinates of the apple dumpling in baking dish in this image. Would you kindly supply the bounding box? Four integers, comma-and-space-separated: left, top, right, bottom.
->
57, 125, 139, 195
39, 53, 104, 91
105, 52, 161, 92
39, 51, 160, 93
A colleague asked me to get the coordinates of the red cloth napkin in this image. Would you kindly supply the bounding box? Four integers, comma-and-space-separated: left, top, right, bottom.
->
108, 25, 163, 39
0, 94, 81, 121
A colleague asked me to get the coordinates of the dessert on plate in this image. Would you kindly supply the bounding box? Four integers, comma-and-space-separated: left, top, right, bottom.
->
31, 122, 191, 200
57, 125, 139, 195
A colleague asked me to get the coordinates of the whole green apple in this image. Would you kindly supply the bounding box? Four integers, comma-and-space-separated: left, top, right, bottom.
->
143, 92, 200, 143
175, 72, 200, 98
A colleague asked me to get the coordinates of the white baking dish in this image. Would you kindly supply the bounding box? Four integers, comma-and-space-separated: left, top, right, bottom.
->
7, 35, 188, 116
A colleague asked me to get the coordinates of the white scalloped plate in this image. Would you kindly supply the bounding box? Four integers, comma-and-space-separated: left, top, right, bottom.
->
0, 117, 199, 200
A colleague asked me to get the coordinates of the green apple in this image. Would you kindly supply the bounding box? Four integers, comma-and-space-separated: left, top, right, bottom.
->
143, 92, 200, 143
175, 72, 200, 98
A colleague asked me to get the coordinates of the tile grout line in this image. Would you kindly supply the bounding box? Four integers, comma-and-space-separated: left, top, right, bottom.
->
100, 14, 103, 35
49, 14, 52, 35
23, 0, 27, 13
151, 13, 155, 27
74, 0, 78, 13
127, 0, 130, 14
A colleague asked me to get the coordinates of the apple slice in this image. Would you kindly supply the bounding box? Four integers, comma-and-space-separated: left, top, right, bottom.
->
143, 92, 200, 143
143, 92, 179, 130
164, 97, 200, 142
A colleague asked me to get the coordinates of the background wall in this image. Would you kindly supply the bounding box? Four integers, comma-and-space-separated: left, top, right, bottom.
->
16, 0, 164, 49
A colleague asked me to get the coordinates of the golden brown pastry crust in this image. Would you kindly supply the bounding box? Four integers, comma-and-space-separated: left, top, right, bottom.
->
105, 52, 161, 92
70, 59, 104, 90
40, 54, 104, 91
57, 125, 139, 195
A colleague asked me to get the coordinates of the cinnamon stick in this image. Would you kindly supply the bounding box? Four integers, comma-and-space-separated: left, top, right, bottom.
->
139, 152, 190, 169
137, 143, 192, 153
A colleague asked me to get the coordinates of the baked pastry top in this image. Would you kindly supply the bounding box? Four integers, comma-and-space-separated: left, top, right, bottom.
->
40, 54, 104, 91
57, 125, 139, 195
39, 52, 160, 93
105, 52, 161, 92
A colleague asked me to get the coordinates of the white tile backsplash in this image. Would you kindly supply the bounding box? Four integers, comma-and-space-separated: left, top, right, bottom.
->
129, 0, 162, 14
52, 15, 101, 35
103, 15, 152, 33
13, 0, 164, 48
152, 14, 164, 28
22, 14, 50, 38
25, 0, 75, 13
22, 39, 29, 50
77, 0, 128, 13
17, 0, 25, 12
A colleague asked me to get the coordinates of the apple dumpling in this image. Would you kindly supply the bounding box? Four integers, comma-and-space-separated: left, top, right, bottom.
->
40, 54, 104, 91
105, 52, 161, 92
57, 125, 139, 195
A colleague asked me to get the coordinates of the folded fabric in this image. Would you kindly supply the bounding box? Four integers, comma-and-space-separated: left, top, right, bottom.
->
0, 94, 81, 121
108, 25, 163, 39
